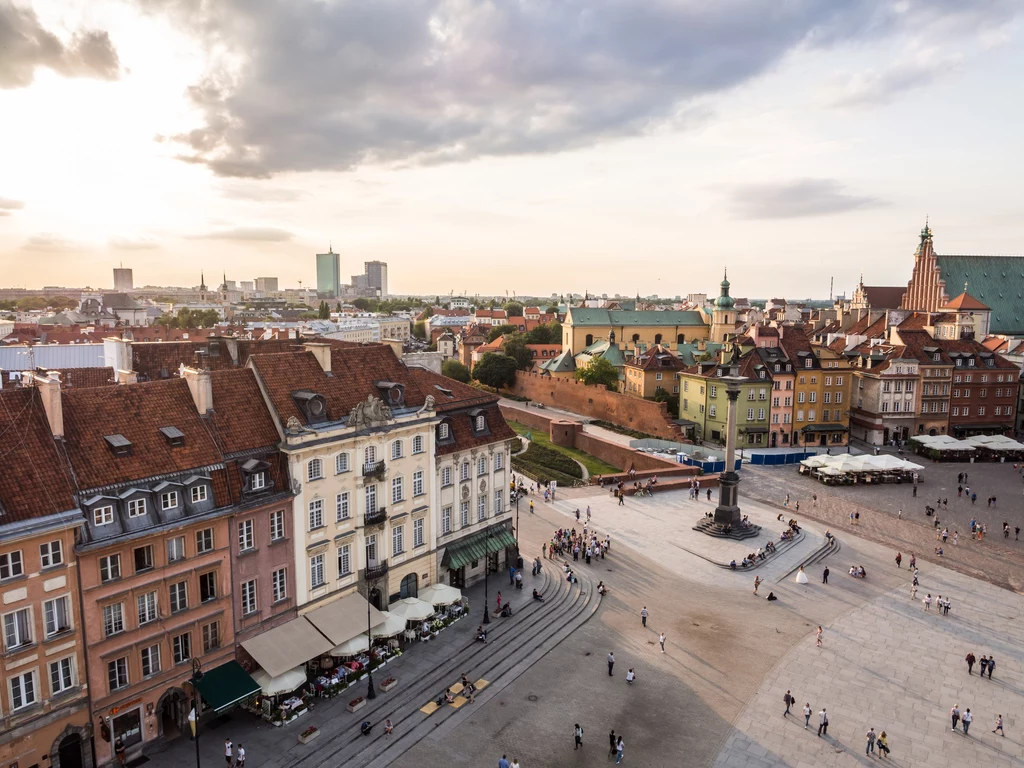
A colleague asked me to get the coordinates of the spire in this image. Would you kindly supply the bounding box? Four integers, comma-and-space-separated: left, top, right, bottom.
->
920, 216, 932, 242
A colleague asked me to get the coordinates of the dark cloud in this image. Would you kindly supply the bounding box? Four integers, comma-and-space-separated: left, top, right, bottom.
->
190, 226, 294, 242
0, 3, 120, 89
725, 179, 886, 219
139, 0, 1019, 177
827, 53, 962, 108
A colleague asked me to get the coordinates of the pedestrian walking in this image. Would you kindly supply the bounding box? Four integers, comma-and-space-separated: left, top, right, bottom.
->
499, 753, 510, 768
510, 759, 520, 768
753, 576, 762, 595
953, 530, 959, 546
640, 607, 648, 628
618, 492, 625, 506
909, 553, 916, 569
608, 652, 615, 676
496, 592, 502, 612
877, 732, 890, 756
962, 708, 973, 734
895, 552, 902, 568
615, 736, 624, 764
529, 500, 534, 514
855, 511, 860, 524
965, 652, 975, 674
816, 626, 823, 647
803, 703, 812, 729
659, 632, 666, 653
987, 657, 995, 679
923, 594, 932, 611
783, 690, 794, 716
509, 565, 516, 585
574, 723, 583, 750
224, 739, 233, 767
979, 656, 988, 676
822, 566, 829, 584
707, 487, 712, 501
114, 738, 127, 768
866, 727, 877, 756
608, 730, 616, 756
626, 668, 636, 684
993, 714, 1004, 736
849, 511, 855, 525
817, 708, 828, 737
813, 493, 818, 506
236, 745, 245, 768
951, 704, 961, 731
910, 584, 917, 600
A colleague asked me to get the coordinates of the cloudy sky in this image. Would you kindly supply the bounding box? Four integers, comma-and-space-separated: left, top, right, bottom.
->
1, 0, 1022, 298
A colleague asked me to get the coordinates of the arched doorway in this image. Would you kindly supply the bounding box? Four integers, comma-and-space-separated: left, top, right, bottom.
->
156, 687, 189, 740
400, 573, 418, 599
654, 334, 662, 345
50, 724, 93, 768
585, 334, 593, 346
677, 334, 685, 344
58, 733, 83, 768
770, 432, 777, 448
929, 428, 937, 436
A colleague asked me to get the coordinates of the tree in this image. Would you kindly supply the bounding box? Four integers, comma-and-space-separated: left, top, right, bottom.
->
352, 298, 370, 310
545, 305, 559, 314
575, 356, 620, 390
317, 301, 330, 319
652, 389, 679, 417
16, 296, 49, 311
503, 301, 524, 317
335, 302, 342, 313
487, 323, 518, 343
441, 359, 471, 383
412, 320, 427, 340
524, 321, 561, 345
502, 334, 534, 370
47, 295, 78, 311
473, 353, 518, 390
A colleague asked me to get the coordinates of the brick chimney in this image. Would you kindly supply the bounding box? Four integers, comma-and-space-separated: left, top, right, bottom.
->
34, 371, 64, 438
303, 342, 332, 373
181, 366, 214, 414
116, 369, 138, 385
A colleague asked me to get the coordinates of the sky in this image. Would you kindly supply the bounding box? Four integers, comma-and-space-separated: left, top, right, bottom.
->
1, 0, 1022, 299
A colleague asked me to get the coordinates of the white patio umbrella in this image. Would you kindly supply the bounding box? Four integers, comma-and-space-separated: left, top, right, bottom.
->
388, 597, 435, 622
800, 456, 828, 468
419, 583, 463, 606
329, 633, 370, 657
370, 611, 407, 639
252, 666, 307, 696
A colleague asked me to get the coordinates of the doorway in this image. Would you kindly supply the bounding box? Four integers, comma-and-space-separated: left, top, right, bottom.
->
400, 573, 418, 599
57, 733, 84, 768
819, 434, 827, 447
369, 587, 383, 610
158, 689, 188, 740
770, 432, 777, 448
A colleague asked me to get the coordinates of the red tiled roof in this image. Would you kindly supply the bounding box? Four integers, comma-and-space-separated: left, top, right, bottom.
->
933, 338, 1017, 368
897, 312, 931, 331
896, 331, 951, 364
942, 292, 990, 311
54, 367, 117, 388
861, 286, 906, 309
208, 369, 281, 454
435, 402, 516, 456
0, 388, 79, 521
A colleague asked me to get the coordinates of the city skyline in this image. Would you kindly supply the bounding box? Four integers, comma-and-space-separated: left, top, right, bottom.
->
2, 1, 1023, 296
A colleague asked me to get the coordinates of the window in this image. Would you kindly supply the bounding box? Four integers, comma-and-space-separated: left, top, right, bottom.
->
365, 484, 378, 513
747, 408, 754, 420
461, 462, 470, 481
103, 603, 124, 637
4, 607, 32, 649
337, 544, 352, 577
169, 581, 188, 613
160, 491, 179, 511
796, 410, 804, 422
747, 390, 755, 401
141, 644, 161, 677
479, 457, 490, 476
460, 501, 470, 528
953, 389, 961, 399
477, 496, 487, 521
758, 388, 767, 400
10, 670, 37, 710
190, 485, 208, 503
783, 413, 791, 424
835, 392, 842, 404
167, 536, 186, 563
881, 402, 889, 412
962, 406, 970, 416
50, 657, 74, 694
250, 472, 267, 490
413, 518, 424, 547
413, 470, 424, 496
805, 359, 812, 368
335, 453, 350, 474
273, 568, 288, 601
757, 408, 765, 420
239, 519, 255, 552
391, 440, 403, 460
108, 657, 129, 691
965, 374, 972, 382
808, 410, 816, 421
438, 423, 450, 440
824, 392, 831, 404
127, 498, 147, 518
336, 492, 351, 521
132, 545, 153, 573
392, 525, 404, 556
952, 407, 959, 417
979, 389, 987, 398
310, 554, 325, 588
905, 381, 914, 393
137, 592, 158, 625
241, 580, 257, 615
100, 554, 121, 583
475, 415, 486, 432
392, 476, 404, 504
308, 499, 324, 530
364, 446, 377, 465
93, 505, 115, 526
797, 392, 805, 403
655, 372, 663, 381
494, 490, 503, 515
412, 435, 424, 454
269, 510, 285, 542
196, 528, 214, 553
199, 571, 217, 603
773, 397, 780, 407
978, 406, 986, 416
44, 596, 70, 636
172, 632, 191, 664
708, 405, 716, 418
809, 392, 817, 403
824, 377, 832, 386
307, 458, 324, 481
366, 534, 378, 565
202, 621, 219, 653
442, 506, 452, 534
441, 467, 452, 486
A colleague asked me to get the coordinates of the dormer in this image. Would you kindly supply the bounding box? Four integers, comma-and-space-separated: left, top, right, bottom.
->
104, 434, 133, 457
374, 381, 406, 408
292, 390, 328, 424
241, 458, 272, 494
469, 408, 491, 436
159, 426, 186, 447
437, 417, 455, 445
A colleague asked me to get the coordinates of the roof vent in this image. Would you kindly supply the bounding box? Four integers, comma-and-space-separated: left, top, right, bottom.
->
434, 384, 454, 398
159, 426, 186, 446
104, 434, 133, 457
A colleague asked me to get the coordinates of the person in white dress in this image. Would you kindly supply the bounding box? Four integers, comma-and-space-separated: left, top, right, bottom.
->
795, 566, 809, 584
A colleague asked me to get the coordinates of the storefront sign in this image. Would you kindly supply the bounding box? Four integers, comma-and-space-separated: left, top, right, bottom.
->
110, 698, 143, 716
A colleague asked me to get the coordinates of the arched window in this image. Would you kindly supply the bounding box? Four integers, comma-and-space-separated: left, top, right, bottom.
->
677, 334, 685, 344
654, 334, 662, 344
412, 435, 424, 454
477, 456, 487, 475
391, 440, 403, 460
632, 334, 640, 343
307, 458, 323, 482
364, 446, 377, 465
475, 414, 486, 432
400, 573, 418, 599
461, 462, 470, 481
585, 334, 594, 346
335, 453, 350, 474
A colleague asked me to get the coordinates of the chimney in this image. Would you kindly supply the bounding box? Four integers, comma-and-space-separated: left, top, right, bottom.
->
303, 342, 332, 373
116, 369, 138, 385
34, 371, 64, 438
181, 366, 214, 414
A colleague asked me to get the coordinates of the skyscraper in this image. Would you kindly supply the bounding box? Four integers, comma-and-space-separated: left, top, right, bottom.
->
364, 260, 388, 297
255, 277, 279, 292
316, 249, 341, 297
113, 267, 133, 292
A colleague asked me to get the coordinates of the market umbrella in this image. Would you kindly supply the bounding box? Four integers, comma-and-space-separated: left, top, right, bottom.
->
252, 666, 307, 696
370, 611, 407, 639
388, 597, 435, 622
419, 583, 463, 606
329, 634, 370, 657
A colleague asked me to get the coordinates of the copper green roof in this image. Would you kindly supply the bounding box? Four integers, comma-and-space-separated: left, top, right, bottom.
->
935, 254, 1024, 335
577, 339, 627, 368
442, 525, 517, 570
567, 308, 706, 327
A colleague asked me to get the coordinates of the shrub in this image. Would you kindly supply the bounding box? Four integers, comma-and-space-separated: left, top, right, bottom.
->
518, 443, 583, 478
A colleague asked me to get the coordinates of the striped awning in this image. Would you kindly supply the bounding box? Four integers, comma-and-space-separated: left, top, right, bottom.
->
442, 525, 517, 571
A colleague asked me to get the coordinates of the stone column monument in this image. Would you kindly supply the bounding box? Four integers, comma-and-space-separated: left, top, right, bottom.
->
713, 376, 745, 526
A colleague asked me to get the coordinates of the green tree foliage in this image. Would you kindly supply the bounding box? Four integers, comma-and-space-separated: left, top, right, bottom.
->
575, 356, 620, 390
441, 359, 471, 383
335, 302, 342, 312
412, 320, 427, 339
16, 296, 50, 311
352, 298, 370, 310
502, 334, 534, 370
317, 301, 330, 319
47, 295, 79, 311
487, 323, 518, 343
651, 389, 679, 417
155, 308, 222, 328
523, 321, 562, 345
472, 353, 518, 390
503, 301, 524, 317
545, 305, 559, 314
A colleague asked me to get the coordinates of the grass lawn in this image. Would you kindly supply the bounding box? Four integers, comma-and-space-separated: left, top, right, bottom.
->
506, 420, 621, 476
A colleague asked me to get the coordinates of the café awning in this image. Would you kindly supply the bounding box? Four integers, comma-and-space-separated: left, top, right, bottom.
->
441, 525, 517, 571
241, 618, 333, 678
193, 661, 260, 713
304, 592, 385, 646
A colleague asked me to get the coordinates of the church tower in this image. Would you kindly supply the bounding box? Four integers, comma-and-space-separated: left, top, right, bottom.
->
900, 220, 947, 312
199, 272, 208, 302
710, 270, 735, 343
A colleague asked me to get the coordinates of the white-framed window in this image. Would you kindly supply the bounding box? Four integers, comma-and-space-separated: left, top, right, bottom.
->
39, 540, 63, 569
336, 492, 351, 521
365, 484, 378, 513
169, 581, 188, 613
308, 458, 324, 481
127, 498, 147, 518
167, 536, 186, 562
10, 670, 37, 710
99, 554, 121, 583
102, 603, 124, 637
836, 376, 843, 385
438, 422, 450, 440
783, 413, 791, 424
133, 545, 153, 573
952, 406, 959, 416
963, 407, 970, 416
460, 501, 470, 527
413, 470, 424, 497
272, 568, 288, 602
250, 471, 267, 490
172, 632, 191, 664
747, 408, 754, 420
494, 491, 503, 514
365, 534, 378, 565
797, 392, 805, 403
824, 377, 832, 386
494, 452, 504, 470
757, 408, 765, 420
441, 467, 452, 486
93, 505, 115, 526
199, 571, 217, 602
461, 462, 470, 481
477, 496, 487, 521
413, 518, 424, 547
270, 510, 285, 541
882, 402, 890, 412
196, 528, 214, 553
747, 390, 755, 401
50, 656, 75, 694
239, 519, 255, 551
441, 506, 452, 534
392, 476, 404, 504
138, 591, 158, 626
310, 553, 325, 588
43, 596, 71, 637
202, 621, 219, 652
477, 457, 487, 475
809, 392, 817, 403
978, 406, 986, 416
475, 414, 486, 432
391, 440, 403, 460
412, 435, 424, 454
709, 405, 716, 418
835, 392, 842, 404
141, 644, 161, 677
108, 657, 129, 691
161, 491, 178, 510
190, 485, 208, 503
337, 544, 351, 577
335, 452, 350, 474
4, 607, 32, 649
309, 498, 324, 530
824, 392, 831, 404
392, 525, 404, 556
241, 580, 258, 615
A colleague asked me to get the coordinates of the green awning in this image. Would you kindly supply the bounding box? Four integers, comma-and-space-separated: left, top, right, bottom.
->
801, 424, 849, 433
442, 525, 517, 571
194, 661, 260, 713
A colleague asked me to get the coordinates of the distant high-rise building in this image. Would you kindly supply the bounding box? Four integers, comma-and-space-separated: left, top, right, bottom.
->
239, 280, 254, 292
255, 277, 279, 292
316, 249, 341, 297
351, 274, 369, 290
364, 260, 388, 297
113, 267, 133, 292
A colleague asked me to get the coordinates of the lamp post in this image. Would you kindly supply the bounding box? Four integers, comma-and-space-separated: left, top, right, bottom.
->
482, 532, 492, 625
366, 579, 377, 700
188, 658, 203, 768
514, 492, 520, 560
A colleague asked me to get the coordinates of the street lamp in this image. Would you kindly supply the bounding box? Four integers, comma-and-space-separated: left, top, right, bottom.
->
188, 659, 203, 768
366, 580, 377, 700
482, 531, 493, 625
514, 492, 520, 560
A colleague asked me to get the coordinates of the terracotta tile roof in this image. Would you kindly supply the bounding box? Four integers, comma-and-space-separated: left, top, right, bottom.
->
897, 312, 931, 331
62, 379, 226, 493
0, 368, 117, 389
933, 338, 1017, 369
132, 338, 326, 381
435, 402, 516, 456
942, 292, 990, 311
0, 388, 79, 521
208, 369, 281, 454
845, 314, 876, 335
896, 331, 951, 364
628, 349, 686, 372
861, 286, 906, 309
981, 337, 1009, 352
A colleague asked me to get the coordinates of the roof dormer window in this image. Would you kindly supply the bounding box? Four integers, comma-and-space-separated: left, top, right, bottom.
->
437, 420, 454, 443
104, 434, 133, 457
159, 426, 185, 447
375, 381, 406, 408
292, 390, 328, 424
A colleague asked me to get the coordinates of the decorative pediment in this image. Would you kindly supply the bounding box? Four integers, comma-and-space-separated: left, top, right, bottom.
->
347, 395, 394, 429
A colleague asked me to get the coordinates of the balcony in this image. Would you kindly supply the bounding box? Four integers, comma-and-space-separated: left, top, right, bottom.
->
365, 560, 389, 581
362, 460, 387, 478
364, 507, 387, 527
